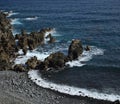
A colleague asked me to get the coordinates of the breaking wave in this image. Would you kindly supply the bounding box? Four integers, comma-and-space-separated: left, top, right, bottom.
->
24, 16, 38, 21
11, 18, 22, 25
3, 10, 19, 17
14, 49, 50, 65
66, 46, 104, 67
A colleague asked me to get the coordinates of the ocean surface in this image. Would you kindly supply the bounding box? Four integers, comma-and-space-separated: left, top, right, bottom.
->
0, 0, 120, 101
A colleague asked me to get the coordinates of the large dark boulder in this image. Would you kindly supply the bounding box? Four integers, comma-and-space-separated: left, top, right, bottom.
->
25, 56, 41, 69
68, 39, 83, 60
43, 52, 67, 71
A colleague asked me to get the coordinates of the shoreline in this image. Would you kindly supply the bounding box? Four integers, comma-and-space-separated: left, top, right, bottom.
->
0, 10, 119, 104
0, 70, 112, 104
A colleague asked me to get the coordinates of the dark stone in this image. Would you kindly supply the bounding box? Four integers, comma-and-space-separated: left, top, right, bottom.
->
23, 47, 27, 55
113, 100, 120, 104
85, 45, 90, 51
25, 56, 41, 69
68, 39, 83, 60
13, 64, 26, 72
43, 52, 67, 71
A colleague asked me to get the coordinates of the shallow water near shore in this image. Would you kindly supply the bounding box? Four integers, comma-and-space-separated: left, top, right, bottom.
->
0, 0, 120, 101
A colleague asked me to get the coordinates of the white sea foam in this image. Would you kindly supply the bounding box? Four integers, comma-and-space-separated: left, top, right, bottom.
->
25, 16, 38, 21
4, 11, 19, 17
14, 50, 50, 65
8, 12, 19, 17
12, 29, 19, 35
44, 28, 56, 43
28, 70, 120, 102
11, 18, 22, 25
66, 46, 104, 67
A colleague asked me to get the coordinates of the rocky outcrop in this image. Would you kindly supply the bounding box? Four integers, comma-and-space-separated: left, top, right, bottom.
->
25, 56, 41, 69
16, 28, 55, 53
13, 64, 26, 72
85, 45, 90, 51
46, 33, 56, 43
0, 11, 56, 71
68, 39, 83, 60
0, 11, 16, 70
0, 10, 88, 72
41, 52, 67, 71
113, 100, 120, 104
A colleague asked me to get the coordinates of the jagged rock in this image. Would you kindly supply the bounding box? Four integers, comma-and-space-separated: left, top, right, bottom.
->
25, 56, 41, 69
13, 64, 26, 72
46, 34, 56, 43
16, 28, 55, 53
15, 34, 21, 39
68, 39, 83, 60
21, 29, 27, 36
43, 52, 67, 71
0, 49, 10, 63
85, 45, 90, 51
0, 11, 16, 70
0, 59, 12, 70
113, 100, 120, 104
22, 47, 27, 55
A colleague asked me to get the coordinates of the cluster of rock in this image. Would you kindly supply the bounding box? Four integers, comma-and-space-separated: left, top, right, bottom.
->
0, 10, 89, 72
24, 39, 84, 72
0, 11, 55, 71
15, 28, 55, 55
0, 11, 16, 70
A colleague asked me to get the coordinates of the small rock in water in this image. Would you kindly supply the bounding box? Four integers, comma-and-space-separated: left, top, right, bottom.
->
85, 45, 90, 51
113, 100, 120, 104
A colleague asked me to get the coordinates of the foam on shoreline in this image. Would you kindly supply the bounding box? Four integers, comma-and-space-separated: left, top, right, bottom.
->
28, 70, 120, 102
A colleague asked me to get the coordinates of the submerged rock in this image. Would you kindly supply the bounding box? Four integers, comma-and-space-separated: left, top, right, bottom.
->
68, 39, 83, 60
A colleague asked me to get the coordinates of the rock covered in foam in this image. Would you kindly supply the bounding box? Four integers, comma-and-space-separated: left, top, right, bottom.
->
68, 39, 83, 60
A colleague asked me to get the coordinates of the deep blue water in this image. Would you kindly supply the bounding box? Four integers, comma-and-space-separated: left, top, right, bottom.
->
0, 0, 120, 96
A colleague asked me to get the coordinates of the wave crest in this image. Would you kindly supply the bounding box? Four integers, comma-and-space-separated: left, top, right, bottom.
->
25, 16, 38, 21
11, 18, 22, 25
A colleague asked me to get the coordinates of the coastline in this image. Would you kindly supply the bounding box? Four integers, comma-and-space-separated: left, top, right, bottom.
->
0, 10, 119, 104
0, 70, 112, 104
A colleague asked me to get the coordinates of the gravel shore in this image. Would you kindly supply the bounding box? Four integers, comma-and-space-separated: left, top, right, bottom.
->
0, 71, 112, 104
